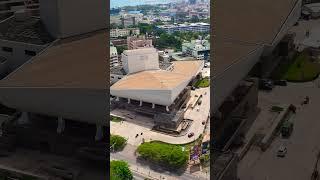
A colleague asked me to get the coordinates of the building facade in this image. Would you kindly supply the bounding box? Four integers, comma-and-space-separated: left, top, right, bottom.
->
157, 22, 210, 34
110, 28, 140, 38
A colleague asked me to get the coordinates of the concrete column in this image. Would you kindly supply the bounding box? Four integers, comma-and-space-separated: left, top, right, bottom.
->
18, 112, 29, 124
95, 125, 104, 141
139, 100, 143, 106
166, 106, 169, 112
128, 98, 131, 104
57, 117, 65, 134
152, 103, 155, 109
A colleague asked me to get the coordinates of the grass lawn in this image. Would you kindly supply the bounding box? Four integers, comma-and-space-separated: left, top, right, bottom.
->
283, 53, 320, 82
194, 77, 210, 88
110, 115, 122, 122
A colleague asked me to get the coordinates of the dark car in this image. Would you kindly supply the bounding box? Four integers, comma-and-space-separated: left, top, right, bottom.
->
188, 132, 194, 138
259, 79, 274, 90
274, 80, 287, 86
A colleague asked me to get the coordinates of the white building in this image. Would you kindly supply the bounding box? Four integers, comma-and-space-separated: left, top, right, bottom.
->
111, 60, 203, 108
110, 28, 140, 38
122, 48, 159, 74
182, 39, 210, 60
110, 46, 119, 68
157, 22, 210, 34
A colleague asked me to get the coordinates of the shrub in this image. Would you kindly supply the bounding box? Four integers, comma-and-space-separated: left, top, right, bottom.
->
137, 142, 188, 168
110, 160, 133, 180
110, 135, 127, 151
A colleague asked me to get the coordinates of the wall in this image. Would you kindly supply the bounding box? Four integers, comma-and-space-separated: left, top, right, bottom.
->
213, 46, 264, 113
0, 88, 107, 125
40, 0, 107, 39
0, 40, 47, 72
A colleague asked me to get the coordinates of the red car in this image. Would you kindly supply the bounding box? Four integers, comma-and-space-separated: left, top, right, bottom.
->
188, 132, 194, 138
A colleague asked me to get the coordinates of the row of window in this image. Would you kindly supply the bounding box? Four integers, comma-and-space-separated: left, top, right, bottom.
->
111, 76, 122, 79
2, 47, 36, 56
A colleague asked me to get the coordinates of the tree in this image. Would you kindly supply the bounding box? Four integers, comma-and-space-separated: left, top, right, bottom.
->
116, 45, 127, 55
110, 135, 127, 151
110, 160, 133, 180
137, 142, 188, 168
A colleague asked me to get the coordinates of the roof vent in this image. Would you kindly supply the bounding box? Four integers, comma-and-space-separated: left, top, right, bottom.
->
14, 9, 31, 22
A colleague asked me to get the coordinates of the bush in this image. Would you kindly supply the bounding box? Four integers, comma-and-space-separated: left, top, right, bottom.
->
270, 106, 284, 112
137, 142, 188, 168
111, 115, 122, 122
110, 135, 127, 151
194, 77, 210, 88
110, 160, 133, 180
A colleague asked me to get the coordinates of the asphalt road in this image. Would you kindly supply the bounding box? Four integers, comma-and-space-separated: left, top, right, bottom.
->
238, 80, 320, 180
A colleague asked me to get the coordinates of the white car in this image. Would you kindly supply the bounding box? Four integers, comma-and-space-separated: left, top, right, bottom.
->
277, 145, 287, 157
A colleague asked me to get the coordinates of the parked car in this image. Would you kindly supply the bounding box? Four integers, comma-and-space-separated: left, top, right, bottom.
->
188, 132, 194, 138
274, 80, 287, 86
259, 79, 274, 90
277, 145, 287, 157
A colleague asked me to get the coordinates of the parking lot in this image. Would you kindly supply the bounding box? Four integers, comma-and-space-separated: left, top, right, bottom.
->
238, 79, 320, 180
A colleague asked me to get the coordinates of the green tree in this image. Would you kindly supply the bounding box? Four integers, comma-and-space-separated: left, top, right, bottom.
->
137, 142, 188, 168
110, 160, 133, 180
117, 45, 127, 55
110, 135, 127, 151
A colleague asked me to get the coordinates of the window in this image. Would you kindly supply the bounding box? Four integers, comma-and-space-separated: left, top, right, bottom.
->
25, 50, 36, 56
118, 77, 121, 79
2, 47, 12, 52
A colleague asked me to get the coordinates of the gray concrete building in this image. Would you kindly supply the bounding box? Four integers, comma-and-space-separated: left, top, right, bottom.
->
0, 0, 107, 143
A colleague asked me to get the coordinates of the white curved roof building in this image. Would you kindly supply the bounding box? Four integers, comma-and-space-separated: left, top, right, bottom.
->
111, 58, 203, 106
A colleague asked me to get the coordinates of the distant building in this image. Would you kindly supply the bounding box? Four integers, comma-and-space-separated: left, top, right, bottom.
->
127, 36, 153, 50
182, 39, 210, 60
157, 22, 210, 34
110, 45, 119, 68
110, 28, 140, 38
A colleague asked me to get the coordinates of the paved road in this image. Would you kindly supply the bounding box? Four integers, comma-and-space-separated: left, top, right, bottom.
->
238, 80, 320, 180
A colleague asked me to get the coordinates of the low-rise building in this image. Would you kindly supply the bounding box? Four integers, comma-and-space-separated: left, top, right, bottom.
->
182, 39, 210, 60
110, 45, 119, 68
157, 22, 210, 34
127, 36, 153, 50
110, 28, 140, 38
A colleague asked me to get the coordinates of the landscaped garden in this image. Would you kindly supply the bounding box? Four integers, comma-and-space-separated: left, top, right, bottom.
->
110, 160, 133, 180
282, 52, 320, 82
194, 77, 210, 88
137, 141, 189, 168
110, 134, 127, 151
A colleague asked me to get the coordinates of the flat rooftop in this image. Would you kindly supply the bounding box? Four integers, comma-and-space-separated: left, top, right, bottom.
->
0, 31, 107, 89
111, 60, 203, 90
0, 16, 54, 45
213, 0, 300, 76
214, 0, 299, 44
